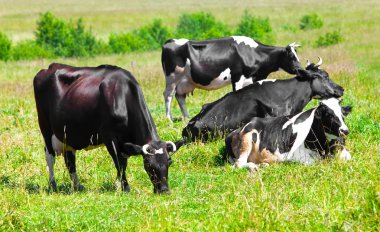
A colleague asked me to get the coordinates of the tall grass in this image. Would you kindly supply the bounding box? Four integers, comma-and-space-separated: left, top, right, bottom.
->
0, 0, 379, 230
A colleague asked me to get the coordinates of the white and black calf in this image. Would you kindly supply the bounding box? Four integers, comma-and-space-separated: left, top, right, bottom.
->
162, 36, 306, 121
182, 59, 344, 142
225, 98, 352, 171
34, 63, 182, 193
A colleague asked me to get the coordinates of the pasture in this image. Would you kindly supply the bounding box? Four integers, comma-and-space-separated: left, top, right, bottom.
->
0, 0, 379, 230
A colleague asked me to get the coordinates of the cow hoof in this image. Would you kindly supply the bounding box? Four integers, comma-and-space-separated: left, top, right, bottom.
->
74, 184, 85, 192
122, 184, 131, 193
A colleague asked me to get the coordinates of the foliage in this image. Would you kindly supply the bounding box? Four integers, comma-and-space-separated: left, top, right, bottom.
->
143, 19, 172, 47
315, 31, 343, 47
235, 11, 274, 44
109, 19, 171, 53
11, 40, 54, 60
175, 12, 231, 40
300, 13, 324, 30
0, 32, 12, 61
35, 12, 101, 57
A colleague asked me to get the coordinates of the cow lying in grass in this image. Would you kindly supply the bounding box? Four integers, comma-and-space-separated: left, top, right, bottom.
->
225, 98, 352, 171
182, 58, 344, 142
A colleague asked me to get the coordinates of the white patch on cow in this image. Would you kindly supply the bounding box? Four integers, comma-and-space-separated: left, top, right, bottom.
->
52, 134, 75, 155
257, 79, 277, 85
235, 75, 253, 90
285, 143, 320, 164
325, 133, 338, 142
282, 111, 305, 130
45, 148, 56, 183
321, 98, 348, 132
155, 148, 164, 154
290, 46, 300, 62
205, 68, 232, 89
339, 148, 351, 161
173, 38, 189, 46
111, 141, 117, 155
232, 36, 258, 48
287, 109, 317, 157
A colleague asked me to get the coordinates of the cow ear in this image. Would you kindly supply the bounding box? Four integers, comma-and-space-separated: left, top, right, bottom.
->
342, 106, 352, 116
296, 68, 314, 79
167, 140, 186, 155
122, 143, 142, 156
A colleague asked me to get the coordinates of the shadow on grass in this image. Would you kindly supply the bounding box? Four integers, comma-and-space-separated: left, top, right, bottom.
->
100, 181, 116, 192
214, 145, 228, 167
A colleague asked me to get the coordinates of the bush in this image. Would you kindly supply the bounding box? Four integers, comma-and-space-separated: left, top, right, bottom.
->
35, 12, 101, 57
109, 19, 172, 53
235, 11, 274, 44
315, 31, 343, 47
143, 19, 172, 47
11, 40, 54, 61
175, 12, 231, 40
0, 32, 12, 61
300, 13, 323, 30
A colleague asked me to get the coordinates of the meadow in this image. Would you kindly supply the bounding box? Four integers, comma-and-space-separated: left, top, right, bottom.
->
0, 0, 379, 230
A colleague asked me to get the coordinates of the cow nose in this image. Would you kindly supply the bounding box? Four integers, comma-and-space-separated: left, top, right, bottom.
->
339, 128, 349, 136
155, 185, 170, 194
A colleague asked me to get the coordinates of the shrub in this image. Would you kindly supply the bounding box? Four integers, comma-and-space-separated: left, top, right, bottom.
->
0, 32, 12, 61
109, 19, 172, 53
35, 12, 101, 57
143, 19, 172, 47
175, 12, 231, 40
300, 13, 323, 30
315, 31, 343, 47
11, 40, 54, 61
235, 11, 274, 44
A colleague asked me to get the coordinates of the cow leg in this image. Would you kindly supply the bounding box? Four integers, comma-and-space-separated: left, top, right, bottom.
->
106, 141, 130, 192
163, 74, 176, 121
63, 151, 84, 191
175, 93, 190, 119
45, 147, 57, 191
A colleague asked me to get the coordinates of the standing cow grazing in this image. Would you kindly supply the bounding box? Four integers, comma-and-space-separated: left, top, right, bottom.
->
34, 63, 179, 194
162, 36, 305, 121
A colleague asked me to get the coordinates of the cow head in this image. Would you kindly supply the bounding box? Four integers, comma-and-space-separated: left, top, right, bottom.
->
123, 140, 178, 194
303, 57, 344, 99
279, 42, 304, 75
316, 98, 352, 140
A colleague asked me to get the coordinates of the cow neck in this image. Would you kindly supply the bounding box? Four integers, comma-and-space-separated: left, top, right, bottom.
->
255, 45, 283, 74
132, 86, 160, 145
285, 77, 313, 110
306, 107, 329, 157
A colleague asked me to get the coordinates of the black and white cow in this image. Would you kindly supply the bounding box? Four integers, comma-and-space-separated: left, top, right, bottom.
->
162, 36, 306, 121
225, 98, 352, 171
34, 63, 181, 194
182, 58, 344, 142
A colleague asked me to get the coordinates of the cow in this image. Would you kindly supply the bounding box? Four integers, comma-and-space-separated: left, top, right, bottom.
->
33, 63, 181, 194
162, 36, 307, 121
224, 98, 352, 171
182, 58, 344, 142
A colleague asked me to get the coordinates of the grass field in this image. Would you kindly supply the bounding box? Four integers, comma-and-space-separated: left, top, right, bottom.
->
0, 0, 379, 231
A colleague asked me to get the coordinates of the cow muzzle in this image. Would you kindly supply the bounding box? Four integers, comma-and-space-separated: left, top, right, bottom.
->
154, 183, 170, 194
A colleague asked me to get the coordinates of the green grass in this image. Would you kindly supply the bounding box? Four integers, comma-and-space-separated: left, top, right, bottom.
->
0, 0, 379, 231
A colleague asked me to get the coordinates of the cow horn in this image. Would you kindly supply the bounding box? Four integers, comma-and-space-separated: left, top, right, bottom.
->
166, 141, 176, 153
142, 144, 154, 155
306, 59, 311, 67
289, 42, 301, 48
315, 56, 323, 67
